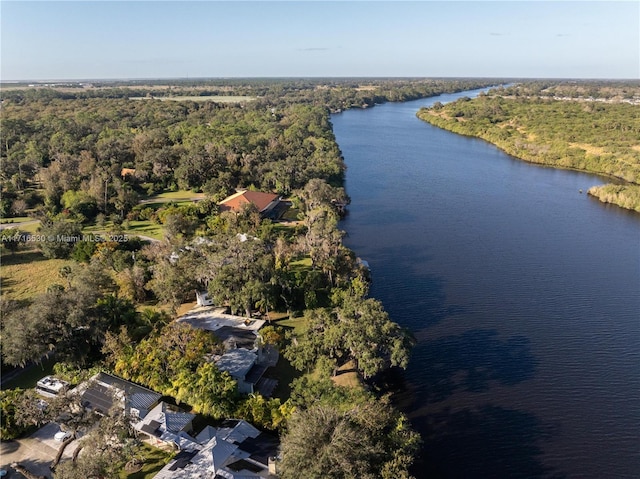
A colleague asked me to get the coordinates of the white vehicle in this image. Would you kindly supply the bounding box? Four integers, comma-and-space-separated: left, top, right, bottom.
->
54, 430, 72, 442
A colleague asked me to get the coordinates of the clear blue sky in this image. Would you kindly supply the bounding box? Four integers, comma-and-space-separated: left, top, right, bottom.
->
1, 1, 638, 80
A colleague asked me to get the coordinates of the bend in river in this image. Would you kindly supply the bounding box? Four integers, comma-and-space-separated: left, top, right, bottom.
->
332, 90, 640, 479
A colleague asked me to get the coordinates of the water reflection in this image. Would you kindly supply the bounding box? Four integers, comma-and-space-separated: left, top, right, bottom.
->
416, 405, 564, 479
411, 330, 537, 404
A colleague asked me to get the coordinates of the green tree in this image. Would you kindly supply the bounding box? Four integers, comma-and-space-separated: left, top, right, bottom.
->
205, 236, 275, 317
279, 398, 420, 479
0, 389, 31, 440
0, 228, 24, 254
37, 220, 82, 259
285, 296, 413, 378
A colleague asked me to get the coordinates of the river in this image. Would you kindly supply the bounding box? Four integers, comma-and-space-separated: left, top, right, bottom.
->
332, 89, 640, 479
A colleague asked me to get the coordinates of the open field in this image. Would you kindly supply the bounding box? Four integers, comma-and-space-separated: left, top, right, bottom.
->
130, 95, 256, 103
82, 220, 164, 241
124, 221, 164, 241
1, 246, 73, 301
145, 190, 206, 202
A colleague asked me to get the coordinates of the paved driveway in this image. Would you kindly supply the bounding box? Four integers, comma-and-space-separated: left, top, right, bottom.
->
0, 423, 79, 479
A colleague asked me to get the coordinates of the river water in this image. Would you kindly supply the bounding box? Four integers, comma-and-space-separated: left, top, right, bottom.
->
332, 90, 640, 479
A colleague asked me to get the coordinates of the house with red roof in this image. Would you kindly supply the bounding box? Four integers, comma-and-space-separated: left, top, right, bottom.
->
219, 190, 282, 218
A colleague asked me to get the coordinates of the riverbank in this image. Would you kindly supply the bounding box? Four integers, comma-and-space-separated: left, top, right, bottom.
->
417, 95, 640, 212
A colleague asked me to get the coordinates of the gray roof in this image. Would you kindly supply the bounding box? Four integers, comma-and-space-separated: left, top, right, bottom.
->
80, 373, 161, 416
219, 420, 260, 444
216, 349, 257, 379
136, 402, 195, 436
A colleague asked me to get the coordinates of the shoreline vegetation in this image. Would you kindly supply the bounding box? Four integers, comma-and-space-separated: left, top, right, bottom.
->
416, 81, 640, 212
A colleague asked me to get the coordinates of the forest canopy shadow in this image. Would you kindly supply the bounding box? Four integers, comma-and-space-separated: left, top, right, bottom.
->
412, 405, 564, 479
408, 329, 537, 404
365, 243, 464, 331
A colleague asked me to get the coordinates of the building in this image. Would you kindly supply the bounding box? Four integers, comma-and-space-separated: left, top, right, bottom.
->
154, 419, 279, 479
219, 190, 281, 218
35, 376, 69, 398
177, 306, 278, 396
134, 401, 196, 449
176, 306, 266, 347
77, 372, 161, 419
120, 168, 136, 178
195, 290, 214, 307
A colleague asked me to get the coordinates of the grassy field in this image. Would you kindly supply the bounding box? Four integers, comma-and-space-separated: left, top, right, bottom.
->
288, 257, 312, 273
82, 221, 164, 241
276, 316, 308, 334
1, 246, 73, 301
130, 96, 256, 103
124, 221, 164, 241
145, 190, 206, 202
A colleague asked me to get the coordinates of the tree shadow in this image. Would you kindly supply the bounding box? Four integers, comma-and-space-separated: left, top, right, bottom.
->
407, 329, 537, 404
1, 248, 49, 266
4, 458, 53, 479
412, 405, 565, 479
366, 244, 464, 331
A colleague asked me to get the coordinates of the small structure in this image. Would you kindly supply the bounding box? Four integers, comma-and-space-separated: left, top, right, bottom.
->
35, 376, 69, 398
219, 190, 281, 218
134, 401, 196, 449
120, 168, 136, 179
77, 372, 161, 419
154, 419, 279, 479
195, 290, 214, 307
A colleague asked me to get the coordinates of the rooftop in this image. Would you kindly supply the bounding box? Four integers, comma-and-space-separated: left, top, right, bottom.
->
177, 306, 265, 334
153, 420, 278, 479
219, 190, 280, 213
79, 372, 161, 415
215, 349, 257, 379
135, 401, 196, 439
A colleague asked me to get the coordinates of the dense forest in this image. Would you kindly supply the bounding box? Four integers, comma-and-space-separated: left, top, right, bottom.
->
0, 78, 498, 479
417, 82, 640, 212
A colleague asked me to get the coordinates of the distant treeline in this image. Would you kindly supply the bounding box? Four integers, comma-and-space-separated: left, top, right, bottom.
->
417, 87, 640, 212
1, 78, 497, 111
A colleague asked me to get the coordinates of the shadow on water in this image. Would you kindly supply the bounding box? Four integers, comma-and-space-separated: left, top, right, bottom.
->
366, 244, 464, 331
408, 330, 537, 403
412, 405, 565, 479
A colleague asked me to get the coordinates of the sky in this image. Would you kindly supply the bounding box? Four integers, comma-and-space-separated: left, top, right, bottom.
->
1, 1, 638, 81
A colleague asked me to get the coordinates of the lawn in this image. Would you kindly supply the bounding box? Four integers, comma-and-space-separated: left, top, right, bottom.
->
288, 257, 312, 273
82, 221, 164, 241
145, 190, 206, 202
276, 316, 308, 335
0, 216, 35, 224
124, 221, 164, 241
268, 356, 302, 401
280, 208, 302, 222
0, 246, 73, 301
120, 443, 174, 479
1, 356, 56, 390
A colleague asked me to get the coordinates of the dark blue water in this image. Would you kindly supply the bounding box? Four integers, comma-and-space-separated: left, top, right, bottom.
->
332, 90, 640, 479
